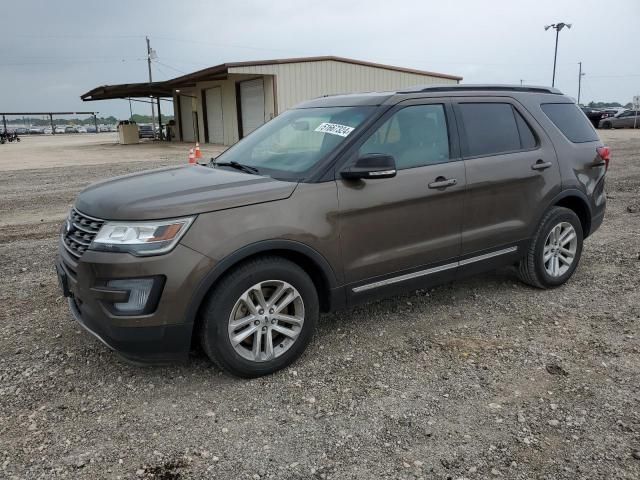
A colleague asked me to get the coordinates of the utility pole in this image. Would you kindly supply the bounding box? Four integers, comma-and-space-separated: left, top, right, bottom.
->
577, 62, 585, 105
146, 36, 156, 135
520, 79, 524, 86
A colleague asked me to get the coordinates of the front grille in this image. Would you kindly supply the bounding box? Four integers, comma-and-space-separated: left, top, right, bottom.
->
62, 208, 104, 258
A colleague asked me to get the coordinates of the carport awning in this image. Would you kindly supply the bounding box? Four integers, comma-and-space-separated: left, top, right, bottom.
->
81, 81, 174, 101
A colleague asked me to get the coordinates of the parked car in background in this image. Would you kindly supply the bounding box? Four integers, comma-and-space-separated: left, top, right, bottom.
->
138, 124, 155, 139
99, 125, 110, 133
75, 126, 87, 133
44, 127, 52, 135
56, 85, 609, 377
29, 126, 45, 134
65, 126, 78, 134
54, 126, 66, 134
15, 127, 28, 135
599, 110, 640, 129
86, 125, 97, 133
580, 107, 604, 128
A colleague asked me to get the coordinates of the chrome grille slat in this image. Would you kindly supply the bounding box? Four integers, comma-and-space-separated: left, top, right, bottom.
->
62, 208, 104, 258
72, 222, 99, 234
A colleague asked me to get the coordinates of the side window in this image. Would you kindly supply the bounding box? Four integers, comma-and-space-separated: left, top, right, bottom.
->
458, 103, 522, 157
514, 109, 537, 149
359, 104, 450, 170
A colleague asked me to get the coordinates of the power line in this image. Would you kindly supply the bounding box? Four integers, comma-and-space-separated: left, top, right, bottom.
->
0, 58, 145, 66
152, 59, 187, 75
12, 33, 144, 39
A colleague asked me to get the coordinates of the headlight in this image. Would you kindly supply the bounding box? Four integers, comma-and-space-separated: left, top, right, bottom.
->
90, 217, 194, 256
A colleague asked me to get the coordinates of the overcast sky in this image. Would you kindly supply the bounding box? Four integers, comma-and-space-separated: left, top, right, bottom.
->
2, 0, 639, 119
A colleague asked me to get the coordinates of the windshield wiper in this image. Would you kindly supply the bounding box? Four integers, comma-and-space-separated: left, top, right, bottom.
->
210, 160, 260, 175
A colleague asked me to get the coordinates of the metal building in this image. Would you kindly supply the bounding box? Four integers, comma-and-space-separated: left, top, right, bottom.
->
82, 56, 461, 145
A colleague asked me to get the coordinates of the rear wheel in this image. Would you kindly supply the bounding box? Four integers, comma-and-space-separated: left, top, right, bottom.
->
517, 207, 583, 289
200, 256, 318, 378
602, 121, 612, 129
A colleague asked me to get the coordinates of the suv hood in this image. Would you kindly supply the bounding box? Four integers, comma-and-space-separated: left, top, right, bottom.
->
75, 165, 297, 220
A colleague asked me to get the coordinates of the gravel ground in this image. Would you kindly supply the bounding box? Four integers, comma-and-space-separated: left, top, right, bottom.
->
0, 132, 639, 479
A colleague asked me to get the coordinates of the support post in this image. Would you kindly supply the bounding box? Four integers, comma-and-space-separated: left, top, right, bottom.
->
50, 114, 55, 135
93, 114, 98, 134
2, 115, 6, 133
156, 96, 163, 140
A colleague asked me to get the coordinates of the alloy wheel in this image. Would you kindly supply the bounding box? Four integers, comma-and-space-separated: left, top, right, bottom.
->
228, 280, 305, 362
543, 222, 577, 277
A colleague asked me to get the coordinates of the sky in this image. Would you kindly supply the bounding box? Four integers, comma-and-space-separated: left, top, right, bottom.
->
1, 0, 639, 119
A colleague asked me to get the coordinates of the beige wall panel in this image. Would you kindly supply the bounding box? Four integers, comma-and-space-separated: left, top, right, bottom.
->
229, 60, 457, 113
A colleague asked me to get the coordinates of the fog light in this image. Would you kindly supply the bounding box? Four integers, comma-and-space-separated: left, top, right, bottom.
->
107, 278, 155, 314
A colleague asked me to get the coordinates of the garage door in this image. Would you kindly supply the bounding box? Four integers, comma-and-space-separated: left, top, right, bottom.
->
180, 95, 196, 142
239, 78, 265, 137
205, 87, 224, 144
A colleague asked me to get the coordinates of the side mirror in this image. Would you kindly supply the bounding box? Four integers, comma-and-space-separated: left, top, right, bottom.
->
341, 153, 397, 180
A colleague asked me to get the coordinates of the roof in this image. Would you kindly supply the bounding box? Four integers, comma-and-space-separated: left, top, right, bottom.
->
81, 81, 174, 101
80, 56, 461, 101
397, 84, 562, 94
165, 55, 462, 85
295, 84, 565, 108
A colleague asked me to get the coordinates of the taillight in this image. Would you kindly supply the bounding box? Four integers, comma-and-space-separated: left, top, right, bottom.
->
596, 146, 611, 170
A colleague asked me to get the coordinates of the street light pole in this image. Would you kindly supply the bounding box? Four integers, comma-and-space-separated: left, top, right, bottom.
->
545, 22, 572, 87
552, 28, 559, 87
577, 62, 585, 105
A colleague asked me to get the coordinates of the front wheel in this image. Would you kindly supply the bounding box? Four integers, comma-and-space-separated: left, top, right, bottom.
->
517, 207, 583, 289
200, 256, 318, 378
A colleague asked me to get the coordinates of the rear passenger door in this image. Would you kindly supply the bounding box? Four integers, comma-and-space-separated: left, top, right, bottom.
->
454, 98, 561, 260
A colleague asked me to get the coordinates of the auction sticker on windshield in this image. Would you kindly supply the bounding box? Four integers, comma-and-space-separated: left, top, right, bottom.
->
314, 122, 355, 137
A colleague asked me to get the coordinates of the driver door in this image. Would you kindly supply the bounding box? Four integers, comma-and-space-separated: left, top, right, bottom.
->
336, 100, 466, 300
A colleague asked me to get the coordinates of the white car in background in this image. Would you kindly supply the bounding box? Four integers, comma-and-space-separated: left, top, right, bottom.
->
75, 126, 87, 133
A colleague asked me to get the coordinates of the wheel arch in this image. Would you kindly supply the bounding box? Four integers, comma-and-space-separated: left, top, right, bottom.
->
185, 240, 341, 336
536, 189, 593, 239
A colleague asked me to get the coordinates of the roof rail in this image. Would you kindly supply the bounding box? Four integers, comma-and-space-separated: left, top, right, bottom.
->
397, 84, 562, 95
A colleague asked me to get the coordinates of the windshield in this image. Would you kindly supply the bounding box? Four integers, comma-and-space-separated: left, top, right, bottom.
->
213, 106, 375, 179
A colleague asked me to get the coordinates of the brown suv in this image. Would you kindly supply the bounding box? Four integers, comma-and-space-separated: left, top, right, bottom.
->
56, 85, 609, 377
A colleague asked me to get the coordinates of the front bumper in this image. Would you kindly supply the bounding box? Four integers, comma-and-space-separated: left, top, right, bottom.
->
56, 241, 214, 364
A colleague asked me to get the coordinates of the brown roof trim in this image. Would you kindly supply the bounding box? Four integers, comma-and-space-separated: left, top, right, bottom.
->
166, 55, 462, 85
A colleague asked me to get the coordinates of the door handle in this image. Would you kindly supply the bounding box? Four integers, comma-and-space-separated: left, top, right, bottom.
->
531, 160, 553, 171
428, 177, 457, 189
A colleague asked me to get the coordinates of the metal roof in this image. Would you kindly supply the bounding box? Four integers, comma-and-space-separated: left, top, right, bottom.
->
164, 56, 463, 85
81, 81, 174, 101
80, 56, 462, 101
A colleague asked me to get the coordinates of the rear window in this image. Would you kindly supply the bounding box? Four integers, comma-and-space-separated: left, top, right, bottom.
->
541, 103, 598, 143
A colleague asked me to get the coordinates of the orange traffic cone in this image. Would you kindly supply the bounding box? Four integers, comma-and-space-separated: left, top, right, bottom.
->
195, 142, 203, 159
188, 148, 196, 165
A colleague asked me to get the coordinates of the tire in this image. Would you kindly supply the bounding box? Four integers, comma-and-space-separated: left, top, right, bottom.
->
199, 256, 319, 378
517, 206, 583, 289
602, 121, 612, 129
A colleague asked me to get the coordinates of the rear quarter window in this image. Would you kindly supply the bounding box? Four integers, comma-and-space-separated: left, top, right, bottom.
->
541, 103, 599, 143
